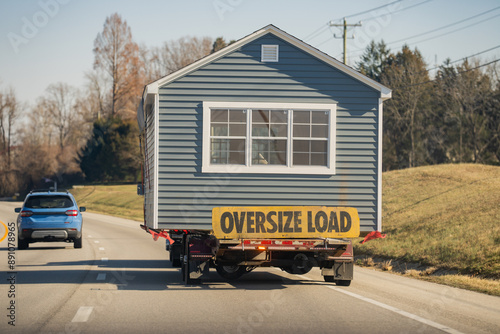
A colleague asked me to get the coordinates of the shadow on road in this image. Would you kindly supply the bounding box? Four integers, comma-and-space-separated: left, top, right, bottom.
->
7, 258, 329, 291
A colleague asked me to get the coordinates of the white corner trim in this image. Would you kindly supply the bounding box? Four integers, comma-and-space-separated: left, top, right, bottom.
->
377, 98, 383, 232
153, 93, 160, 229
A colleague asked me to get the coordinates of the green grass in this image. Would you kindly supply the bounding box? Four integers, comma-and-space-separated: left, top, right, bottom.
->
354, 163, 500, 294
70, 185, 143, 222
69, 164, 500, 294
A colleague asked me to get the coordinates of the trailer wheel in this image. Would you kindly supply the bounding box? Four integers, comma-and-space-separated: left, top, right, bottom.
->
335, 279, 351, 286
323, 275, 334, 282
216, 264, 247, 280
169, 244, 182, 267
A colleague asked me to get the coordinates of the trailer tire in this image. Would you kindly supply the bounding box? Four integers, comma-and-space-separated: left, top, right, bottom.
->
335, 279, 351, 286
169, 244, 182, 267
216, 264, 247, 280
323, 275, 335, 282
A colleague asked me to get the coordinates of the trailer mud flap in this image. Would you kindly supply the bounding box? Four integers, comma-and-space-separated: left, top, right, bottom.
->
322, 261, 353, 280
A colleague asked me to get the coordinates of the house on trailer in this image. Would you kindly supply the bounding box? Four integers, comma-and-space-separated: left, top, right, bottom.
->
137, 24, 391, 235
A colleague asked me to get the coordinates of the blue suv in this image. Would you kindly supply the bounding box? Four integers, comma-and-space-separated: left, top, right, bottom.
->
15, 190, 86, 249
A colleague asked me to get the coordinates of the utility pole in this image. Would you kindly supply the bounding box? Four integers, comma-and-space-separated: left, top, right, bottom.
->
330, 18, 362, 64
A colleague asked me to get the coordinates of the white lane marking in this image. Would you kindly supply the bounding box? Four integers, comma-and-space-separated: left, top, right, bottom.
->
296, 275, 465, 334
88, 235, 92, 238
94, 240, 100, 244
101, 257, 108, 262
72, 306, 93, 322
99, 247, 105, 251
96, 273, 106, 281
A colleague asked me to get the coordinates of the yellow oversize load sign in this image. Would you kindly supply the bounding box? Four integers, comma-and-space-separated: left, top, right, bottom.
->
212, 206, 360, 239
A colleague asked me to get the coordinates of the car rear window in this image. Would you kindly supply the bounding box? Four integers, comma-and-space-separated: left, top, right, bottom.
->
25, 195, 74, 209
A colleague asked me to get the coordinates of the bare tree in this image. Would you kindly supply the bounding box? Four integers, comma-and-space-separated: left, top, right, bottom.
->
381, 45, 430, 169
41, 83, 79, 150
85, 69, 111, 120
144, 36, 213, 81
0, 87, 20, 169
93, 13, 144, 119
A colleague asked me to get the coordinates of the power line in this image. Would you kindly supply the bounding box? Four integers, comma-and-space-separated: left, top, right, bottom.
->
305, 0, 406, 42
347, 7, 500, 57
426, 44, 500, 73
363, 0, 433, 23
387, 6, 500, 46
407, 12, 500, 47
402, 58, 500, 88
337, 0, 405, 21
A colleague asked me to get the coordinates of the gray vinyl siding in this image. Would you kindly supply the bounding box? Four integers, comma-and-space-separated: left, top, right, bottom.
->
153, 34, 380, 232
144, 103, 156, 227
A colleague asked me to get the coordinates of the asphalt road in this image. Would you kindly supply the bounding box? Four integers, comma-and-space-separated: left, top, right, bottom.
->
1, 201, 499, 334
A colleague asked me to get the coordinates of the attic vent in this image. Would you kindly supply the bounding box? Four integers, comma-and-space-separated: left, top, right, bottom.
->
261, 44, 279, 62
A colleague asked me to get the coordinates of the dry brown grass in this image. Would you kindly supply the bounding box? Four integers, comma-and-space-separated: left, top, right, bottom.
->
355, 164, 500, 295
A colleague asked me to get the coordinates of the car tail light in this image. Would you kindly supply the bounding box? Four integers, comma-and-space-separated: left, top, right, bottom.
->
65, 210, 78, 216
20, 211, 33, 217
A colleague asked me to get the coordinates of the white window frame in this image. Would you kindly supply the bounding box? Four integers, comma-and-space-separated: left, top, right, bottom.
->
202, 101, 336, 175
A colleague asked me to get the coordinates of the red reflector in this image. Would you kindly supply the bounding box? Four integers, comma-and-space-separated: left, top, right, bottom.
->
261, 240, 272, 245
283, 241, 293, 245
243, 240, 251, 245
65, 210, 78, 216
20, 211, 33, 217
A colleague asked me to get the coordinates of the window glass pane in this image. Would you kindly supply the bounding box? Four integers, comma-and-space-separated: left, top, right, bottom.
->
293, 110, 310, 124
252, 139, 286, 165
273, 139, 287, 152
229, 151, 245, 164
270, 151, 286, 165
270, 110, 287, 123
211, 139, 228, 164
293, 153, 309, 165
270, 124, 287, 137
312, 111, 328, 124
311, 153, 327, 166
252, 124, 269, 137
211, 124, 228, 136
229, 139, 245, 151
229, 109, 246, 123
311, 140, 327, 153
211, 109, 228, 122
293, 124, 310, 137
229, 123, 246, 136
311, 125, 328, 138
293, 140, 309, 152
252, 110, 269, 123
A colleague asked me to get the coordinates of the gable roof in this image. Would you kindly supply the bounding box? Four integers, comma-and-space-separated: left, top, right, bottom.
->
141, 24, 391, 104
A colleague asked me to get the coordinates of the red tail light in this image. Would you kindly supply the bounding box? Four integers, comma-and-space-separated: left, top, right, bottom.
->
21, 211, 33, 217
65, 210, 78, 216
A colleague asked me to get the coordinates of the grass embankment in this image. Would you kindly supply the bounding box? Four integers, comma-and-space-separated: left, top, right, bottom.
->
69, 164, 500, 295
70, 185, 143, 222
355, 163, 500, 295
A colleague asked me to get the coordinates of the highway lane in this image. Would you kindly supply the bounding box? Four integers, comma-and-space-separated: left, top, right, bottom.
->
1, 201, 499, 334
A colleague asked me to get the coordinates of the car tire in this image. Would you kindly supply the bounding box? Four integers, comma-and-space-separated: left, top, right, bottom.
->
18, 238, 29, 250
74, 236, 83, 249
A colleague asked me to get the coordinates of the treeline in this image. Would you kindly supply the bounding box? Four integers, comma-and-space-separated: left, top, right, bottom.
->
1, 14, 499, 197
357, 41, 500, 170
0, 13, 222, 197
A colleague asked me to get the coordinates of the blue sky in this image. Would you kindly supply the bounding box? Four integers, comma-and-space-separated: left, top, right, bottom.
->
1, 0, 499, 106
